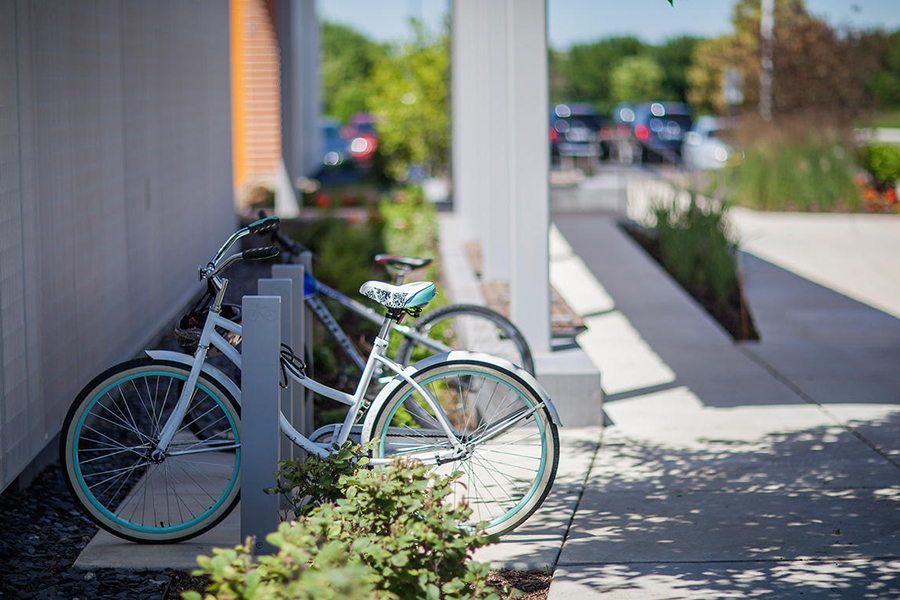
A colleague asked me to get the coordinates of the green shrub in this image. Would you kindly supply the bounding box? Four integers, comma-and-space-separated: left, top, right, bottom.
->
859, 142, 900, 191
378, 185, 440, 280
266, 441, 373, 518
729, 115, 861, 212
732, 136, 860, 211
187, 447, 501, 600
653, 196, 738, 307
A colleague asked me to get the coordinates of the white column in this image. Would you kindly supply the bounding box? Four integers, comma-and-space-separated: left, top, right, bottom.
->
451, 0, 551, 351
279, 0, 320, 186
508, 0, 551, 352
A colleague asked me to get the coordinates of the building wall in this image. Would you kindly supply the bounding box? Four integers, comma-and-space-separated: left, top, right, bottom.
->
231, 0, 283, 190
0, 0, 236, 492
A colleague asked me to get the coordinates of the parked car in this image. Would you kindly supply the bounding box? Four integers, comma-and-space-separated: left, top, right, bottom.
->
630, 101, 693, 163
550, 103, 612, 163
682, 116, 740, 170
321, 118, 351, 167
343, 112, 379, 167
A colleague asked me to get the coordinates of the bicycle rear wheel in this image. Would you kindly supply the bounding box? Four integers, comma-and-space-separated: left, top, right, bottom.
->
60, 358, 241, 543
368, 359, 558, 537
395, 304, 534, 374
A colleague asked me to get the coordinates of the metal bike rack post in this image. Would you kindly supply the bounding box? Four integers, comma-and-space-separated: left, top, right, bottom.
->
271, 263, 311, 438
258, 278, 295, 461
240, 295, 282, 553
298, 251, 315, 436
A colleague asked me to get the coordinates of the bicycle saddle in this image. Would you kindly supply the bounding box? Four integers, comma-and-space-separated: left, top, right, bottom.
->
374, 254, 433, 271
359, 280, 436, 309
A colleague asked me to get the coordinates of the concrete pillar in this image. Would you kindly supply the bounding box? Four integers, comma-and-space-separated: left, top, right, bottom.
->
451, 0, 551, 351
507, 0, 551, 352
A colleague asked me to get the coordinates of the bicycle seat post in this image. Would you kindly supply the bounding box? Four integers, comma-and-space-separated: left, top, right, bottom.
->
392, 266, 411, 286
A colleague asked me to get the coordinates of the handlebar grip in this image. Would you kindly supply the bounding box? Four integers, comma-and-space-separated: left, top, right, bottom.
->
242, 246, 281, 261
247, 215, 280, 235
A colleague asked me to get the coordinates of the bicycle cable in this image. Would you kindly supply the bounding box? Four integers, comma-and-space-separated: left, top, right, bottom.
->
279, 343, 307, 388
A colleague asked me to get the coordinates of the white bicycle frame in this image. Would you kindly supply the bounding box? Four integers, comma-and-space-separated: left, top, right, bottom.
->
150, 217, 559, 468
151, 296, 467, 464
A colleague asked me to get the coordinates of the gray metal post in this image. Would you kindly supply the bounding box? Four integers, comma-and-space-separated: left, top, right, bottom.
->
298, 251, 315, 435
240, 295, 282, 554
271, 264, 309, 439
258, 278, 294, 460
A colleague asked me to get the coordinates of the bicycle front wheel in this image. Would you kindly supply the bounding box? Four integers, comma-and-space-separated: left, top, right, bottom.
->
396, 304, 535, 374
369, 360, 559, 537
60, 358, 241, 543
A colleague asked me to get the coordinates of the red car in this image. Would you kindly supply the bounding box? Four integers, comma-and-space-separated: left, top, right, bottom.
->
343, 113, 379, 167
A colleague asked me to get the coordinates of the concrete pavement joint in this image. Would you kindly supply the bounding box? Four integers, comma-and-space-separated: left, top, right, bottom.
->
738, 345, 900, 471
552, 426, 606, 570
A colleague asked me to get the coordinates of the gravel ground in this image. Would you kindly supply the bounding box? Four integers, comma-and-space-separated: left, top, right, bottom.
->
0, 464, 174, 600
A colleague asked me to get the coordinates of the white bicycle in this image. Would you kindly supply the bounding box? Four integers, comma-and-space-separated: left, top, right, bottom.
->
59, 217, 561, 544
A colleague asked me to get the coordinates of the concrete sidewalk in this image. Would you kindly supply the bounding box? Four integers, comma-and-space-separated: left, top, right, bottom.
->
548, 209, 900, 599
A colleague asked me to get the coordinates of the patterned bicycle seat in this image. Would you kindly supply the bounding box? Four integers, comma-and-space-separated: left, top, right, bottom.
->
359, 280, 436, 309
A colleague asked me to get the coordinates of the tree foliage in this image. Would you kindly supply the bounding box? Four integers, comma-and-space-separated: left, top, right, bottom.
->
551, 35, 698, 112
650, 36, 701, 103
366, 22, 450, 180
857, 29, 900, 108
611, 56, 664, 104
687, 0, 874, 117
558, 36, 646, 113
320, 21, 388, 122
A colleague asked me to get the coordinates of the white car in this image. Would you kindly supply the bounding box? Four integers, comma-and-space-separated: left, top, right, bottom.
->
682, 116, 740, 170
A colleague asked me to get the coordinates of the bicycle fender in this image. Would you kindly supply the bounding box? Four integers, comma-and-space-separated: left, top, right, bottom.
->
361, 350, 562, 443
144, 350, 242, 404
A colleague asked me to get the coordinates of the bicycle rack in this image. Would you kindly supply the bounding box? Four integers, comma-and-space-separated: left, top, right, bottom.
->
241, 255, 313, 554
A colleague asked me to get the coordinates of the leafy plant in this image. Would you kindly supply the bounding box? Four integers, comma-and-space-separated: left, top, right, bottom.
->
653, 196, 738, 307
186, 452, 501, 600
266, 441, 373, 517
379, 185, 439, 280
859, 142, 900, 192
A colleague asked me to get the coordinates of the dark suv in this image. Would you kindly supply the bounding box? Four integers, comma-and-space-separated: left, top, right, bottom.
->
550, 103, 611, 163
630, 101, 693, 163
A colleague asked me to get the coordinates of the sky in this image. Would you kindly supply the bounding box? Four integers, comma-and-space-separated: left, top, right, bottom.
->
318, 0, 900, 48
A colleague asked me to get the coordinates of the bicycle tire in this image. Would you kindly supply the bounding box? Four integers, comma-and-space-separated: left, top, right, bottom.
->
395, 304, 535, 374
60, 358, 241, 543
368, 359, 559, 537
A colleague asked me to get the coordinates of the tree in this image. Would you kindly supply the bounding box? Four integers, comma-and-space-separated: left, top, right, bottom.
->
611, 55, 664, 104
858, 29, 900, 108
687, 0, 873, 117
558, 36, 646, 112
651, 36, 700, 103
366, 22, 449, 180
320, 21, 388, 122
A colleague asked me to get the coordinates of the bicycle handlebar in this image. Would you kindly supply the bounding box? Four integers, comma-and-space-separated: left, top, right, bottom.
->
247, 215, 280, 235
200, 216, 282, 279
242, 246, 281, 261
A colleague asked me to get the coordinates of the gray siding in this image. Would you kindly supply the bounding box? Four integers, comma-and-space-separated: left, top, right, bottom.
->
0, 0, 236, 491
